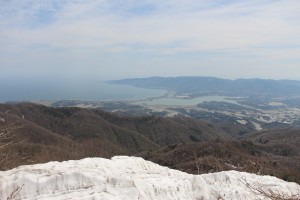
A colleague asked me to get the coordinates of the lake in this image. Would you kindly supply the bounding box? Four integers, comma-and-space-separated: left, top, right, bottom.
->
135, 96, 239, 106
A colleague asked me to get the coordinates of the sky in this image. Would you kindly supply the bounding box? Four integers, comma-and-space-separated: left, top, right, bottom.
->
1, 0, 300, 81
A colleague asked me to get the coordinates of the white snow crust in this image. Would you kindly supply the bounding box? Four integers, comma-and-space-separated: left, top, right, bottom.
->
0, 156, 299, 200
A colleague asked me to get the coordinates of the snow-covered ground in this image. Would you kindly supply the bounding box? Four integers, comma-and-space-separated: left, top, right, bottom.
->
0, 156, 299, 200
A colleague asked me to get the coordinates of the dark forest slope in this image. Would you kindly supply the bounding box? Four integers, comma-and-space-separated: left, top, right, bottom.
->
140, 129, 300, 183
0, 103, 224, 169
1, 103, 299, 183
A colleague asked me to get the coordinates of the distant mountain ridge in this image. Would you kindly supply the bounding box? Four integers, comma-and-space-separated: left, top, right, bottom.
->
109, 76, 300, 96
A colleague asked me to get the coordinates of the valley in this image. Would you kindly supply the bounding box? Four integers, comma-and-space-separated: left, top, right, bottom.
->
1, 77, 300, 190
39, 92, 300, 136
2, 0, 300, 198
0, 103, 299, 184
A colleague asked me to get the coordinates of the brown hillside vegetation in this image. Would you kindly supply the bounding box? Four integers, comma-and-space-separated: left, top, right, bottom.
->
0, 103, 299, 184
0, 111, 128, 170
0, 103, 223, 170
139, 129, 300, 183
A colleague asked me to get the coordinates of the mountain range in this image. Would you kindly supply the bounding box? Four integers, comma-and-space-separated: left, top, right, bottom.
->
0, 103, 223, 169
0, 103, 299, 183
109, 76, 300, 97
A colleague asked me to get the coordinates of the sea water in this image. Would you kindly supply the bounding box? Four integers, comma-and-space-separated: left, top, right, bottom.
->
0, 79, 165, 102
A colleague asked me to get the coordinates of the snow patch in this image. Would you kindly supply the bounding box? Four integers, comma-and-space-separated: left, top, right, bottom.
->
269, 102, 284, 106
252, 121, 262, 131
237, 119, 247, 125
0, 156, 299, 200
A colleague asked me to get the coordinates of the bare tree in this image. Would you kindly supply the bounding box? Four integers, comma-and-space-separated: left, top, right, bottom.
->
191, 150, 202, 174
0, 120, 27, 169
0, 120, 26, 199
237, 176, 300, 200
0, 124, 13, 167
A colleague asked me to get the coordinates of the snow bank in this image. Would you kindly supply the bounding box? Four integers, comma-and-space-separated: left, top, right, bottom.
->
0, 156, 299, 200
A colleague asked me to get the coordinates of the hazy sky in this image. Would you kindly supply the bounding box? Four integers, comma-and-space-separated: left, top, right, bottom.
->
1, 0, 300, 81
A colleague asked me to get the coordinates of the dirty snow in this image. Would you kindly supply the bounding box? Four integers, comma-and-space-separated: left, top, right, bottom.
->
0, 156, 299, 200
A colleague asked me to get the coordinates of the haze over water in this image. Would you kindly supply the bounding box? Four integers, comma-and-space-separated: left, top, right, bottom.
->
0, 80, 164, 102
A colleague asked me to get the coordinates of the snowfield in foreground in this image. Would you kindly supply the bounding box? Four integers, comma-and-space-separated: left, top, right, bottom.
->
0, 156, 299, 200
